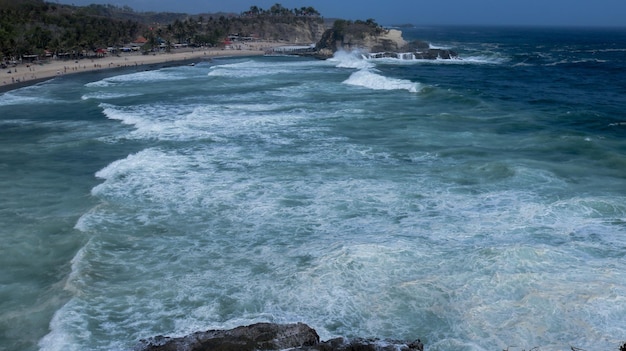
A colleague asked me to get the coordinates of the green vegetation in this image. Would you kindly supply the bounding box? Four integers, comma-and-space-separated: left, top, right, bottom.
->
0, 0, 142, 59
0, 1, 323, 60
242, 4, 320, 17
331, 18, 384, 38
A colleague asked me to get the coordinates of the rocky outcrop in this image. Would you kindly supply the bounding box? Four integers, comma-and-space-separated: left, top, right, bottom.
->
134, 323, 319, 351
367, 48, 459, 60
134, 322, 418, 351
311, 20, 459, 60
315, 21, 402, 55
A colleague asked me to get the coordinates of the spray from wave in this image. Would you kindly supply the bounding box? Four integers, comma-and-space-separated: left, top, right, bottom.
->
330, 50, 421, 93
343, 70, 421, 93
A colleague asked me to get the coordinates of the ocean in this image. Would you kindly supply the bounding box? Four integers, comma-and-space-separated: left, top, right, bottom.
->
1, 26, 625, 351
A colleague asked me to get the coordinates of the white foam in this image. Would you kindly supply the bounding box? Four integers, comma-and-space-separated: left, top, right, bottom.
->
0, 93, 45, 106
85, 69, 188, 89
108, 69, 186, 83
453, 55, 506, 65
26, 53, 626, 351
0, 118, 35, 127
328, 50, 375, 70
48, 143, 626, 351
100, 103, 148, 126
207, 60, 270, 77
546, 58, 609, 66
39, 299, 91, 351
208, 59, 323, 78
355, 52, 504, 66
429, 43, 452, 50
427, 55, 505, 65
90, 147, 237, 217
84, 80, 113, 88
343, 69, 420, 93
0, 86, 59, 106
81, 92, 141, 100
99, 103, 211, 141
98, 99, 316, 142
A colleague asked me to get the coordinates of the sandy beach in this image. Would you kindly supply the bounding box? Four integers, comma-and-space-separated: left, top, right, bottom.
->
0, 44, 276, 92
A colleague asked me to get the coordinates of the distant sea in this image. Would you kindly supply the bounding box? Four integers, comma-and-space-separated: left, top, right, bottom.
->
1, 26, 625, 351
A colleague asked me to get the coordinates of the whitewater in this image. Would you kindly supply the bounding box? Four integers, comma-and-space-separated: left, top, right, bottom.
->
1, 26, 625, 351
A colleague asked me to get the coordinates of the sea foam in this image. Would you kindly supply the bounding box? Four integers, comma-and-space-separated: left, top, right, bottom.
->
330, 50, 421, 92
0, 84, 60, 106
8, 30, 624, 351
328, 50, 375, 70
208, 59, 322, 78
0, 93, 53, 106
343, 69, 420, 93
81, 92, 141, 100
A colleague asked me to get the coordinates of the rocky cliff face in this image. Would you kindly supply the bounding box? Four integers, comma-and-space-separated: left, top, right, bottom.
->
317, 28, 407, 52
230, 19, 326, 44
313, 22, 458, 60
134, 322, 419, 351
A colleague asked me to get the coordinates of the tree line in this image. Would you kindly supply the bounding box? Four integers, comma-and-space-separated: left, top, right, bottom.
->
242, 4, 320, 17
0, 0, 142, 60
0, 1, 322, 61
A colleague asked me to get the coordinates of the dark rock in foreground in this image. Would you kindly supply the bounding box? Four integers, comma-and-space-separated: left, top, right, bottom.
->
134, 322, 415, 351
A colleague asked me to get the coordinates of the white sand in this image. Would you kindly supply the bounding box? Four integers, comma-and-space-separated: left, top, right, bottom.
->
1, 45, 270, 91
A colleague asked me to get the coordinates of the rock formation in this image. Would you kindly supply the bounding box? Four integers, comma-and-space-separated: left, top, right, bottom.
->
311, 20, 458, 60
134, 322, 417, 351
230, 19, 327, 44
367, 48, 459, 60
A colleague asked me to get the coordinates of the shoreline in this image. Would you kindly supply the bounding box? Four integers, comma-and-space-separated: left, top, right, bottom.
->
0, 46, 270, 93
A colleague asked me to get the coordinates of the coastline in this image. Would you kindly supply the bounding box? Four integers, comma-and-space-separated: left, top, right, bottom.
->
0, 45, 271, 93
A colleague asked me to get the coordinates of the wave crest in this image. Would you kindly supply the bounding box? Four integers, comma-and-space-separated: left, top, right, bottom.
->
330, 50, 421, 93
343, 69, 421, 93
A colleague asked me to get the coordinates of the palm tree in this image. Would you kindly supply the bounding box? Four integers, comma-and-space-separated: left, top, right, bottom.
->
247, 6, 260, 16
270, 3, 287, 16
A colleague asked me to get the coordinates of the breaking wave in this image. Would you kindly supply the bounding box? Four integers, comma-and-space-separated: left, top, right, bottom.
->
343, 69, 420, 93
331, 50, 421, 92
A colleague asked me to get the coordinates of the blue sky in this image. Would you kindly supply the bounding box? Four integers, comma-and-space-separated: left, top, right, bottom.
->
55, 0, 626, 27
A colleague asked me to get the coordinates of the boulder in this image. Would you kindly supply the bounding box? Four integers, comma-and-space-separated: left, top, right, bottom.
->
412, 48, 459, 60
134, 322, 319, 351
134, 323, 415, 351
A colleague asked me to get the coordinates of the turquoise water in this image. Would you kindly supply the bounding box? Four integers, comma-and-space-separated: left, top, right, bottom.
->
1, 27, 625, 351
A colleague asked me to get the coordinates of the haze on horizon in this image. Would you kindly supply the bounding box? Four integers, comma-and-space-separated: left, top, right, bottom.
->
55, 0, 625, 27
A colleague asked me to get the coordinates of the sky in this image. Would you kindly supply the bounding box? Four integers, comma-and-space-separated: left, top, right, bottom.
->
54, 0, 626, 27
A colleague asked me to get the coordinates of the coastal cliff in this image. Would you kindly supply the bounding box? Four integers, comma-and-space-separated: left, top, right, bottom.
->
134, 322, 419, 351
312, 20, 458, 59
316, 21, 404, 53
226, 17, 326, 44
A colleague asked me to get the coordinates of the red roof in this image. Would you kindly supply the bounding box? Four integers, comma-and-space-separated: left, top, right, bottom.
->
134, 36, 148, 44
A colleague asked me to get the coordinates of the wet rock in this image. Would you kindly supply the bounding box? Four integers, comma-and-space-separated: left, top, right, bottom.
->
134, 322, 319, 351
367, 48, 459, 60
134, 323, 414, 351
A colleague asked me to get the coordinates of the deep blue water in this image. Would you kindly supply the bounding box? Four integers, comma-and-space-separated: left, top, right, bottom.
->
1, 26, 625, 351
